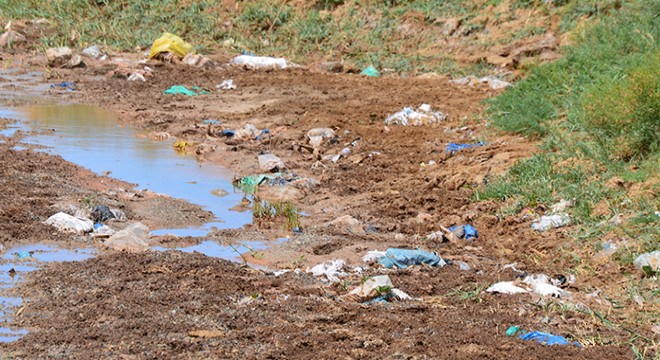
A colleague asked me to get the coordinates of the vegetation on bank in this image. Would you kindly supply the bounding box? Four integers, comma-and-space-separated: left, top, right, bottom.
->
0, 0, 633, 75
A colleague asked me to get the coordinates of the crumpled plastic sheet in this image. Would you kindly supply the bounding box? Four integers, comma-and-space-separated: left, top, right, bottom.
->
378, 248, 447, 269
519, 331, 582, 347
446, 142, 485, 154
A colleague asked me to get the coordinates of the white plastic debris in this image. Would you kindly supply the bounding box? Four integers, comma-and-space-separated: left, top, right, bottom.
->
391, 288, 414, 300
531, 213, 571, 231
128, 73, 146, 82
94, 225, 115, 237
550, 198, 575, 213
308, 260, 347, 282
44, 212, 93, 234
104, 223, 150, 252
231, 55, 289, 70
633, 250, 660, 273
349, 275, 393, 297
216, 79, 236, 90
451, 75, 512, 90
486, 281, 528, 294
385, 104, 446, 126
258, 153, 285, 172
233, 124, 263, 141
81, 45, 108, 60
523, 275, 567, 298
362, 250, 387, 264
307, 128, 335, 148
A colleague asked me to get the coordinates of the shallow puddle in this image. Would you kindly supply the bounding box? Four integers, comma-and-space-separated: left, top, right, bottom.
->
1, 104, 252, 235
0, 244, 97, 343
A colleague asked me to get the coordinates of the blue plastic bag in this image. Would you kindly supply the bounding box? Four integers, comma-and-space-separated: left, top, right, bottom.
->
448, 224, 478, 240
446, 142, 485, 154
378, 248, 447, 269
519, 331, 582, 347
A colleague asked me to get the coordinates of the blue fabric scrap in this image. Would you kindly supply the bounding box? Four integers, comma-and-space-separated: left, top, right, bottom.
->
519, 331, 582, 348
446, 142, 485, 154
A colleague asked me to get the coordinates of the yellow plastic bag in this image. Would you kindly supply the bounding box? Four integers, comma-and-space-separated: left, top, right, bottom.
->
148, 33, 194, 59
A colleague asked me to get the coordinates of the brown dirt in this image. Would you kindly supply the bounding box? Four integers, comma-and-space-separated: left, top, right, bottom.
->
0, 26, 648, 358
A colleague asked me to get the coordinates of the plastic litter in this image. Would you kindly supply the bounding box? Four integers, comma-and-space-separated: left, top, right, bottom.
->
203, 119, 221, 125
446, 142, 485, 154
385, 104, 446, 126
163, 85, 210, 96
377, 248, 447, 269
550, 198, 575, 213
308, 260, 347, 282
216, 79, 236, 90
633, 250, 660, 274
232, 173, 280, 194
94, 224, 115, 237
307, 128, 335, 148
349, 275, 393, 298
531, 213, 571, 232
486, 281, 528, 294
451, 75, 512, 90
231, 55, 289, 70
518, 331, 582, 347
448, 224, 478, 240
92, 205, 116, 223
148, 33, 193, 60
81, 45, 108, 60
128, 73, 146, 82
50, 82, 76, 91
16, 251, 31, 259
104, 223, 150, 252
44, 212, 93, 234
258, 154, 285, 172
360, 66, 380, 77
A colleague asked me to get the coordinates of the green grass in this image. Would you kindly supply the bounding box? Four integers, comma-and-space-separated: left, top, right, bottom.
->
478, 0, 659, 259
252, 197, 301, 231
0, 0, 634, 75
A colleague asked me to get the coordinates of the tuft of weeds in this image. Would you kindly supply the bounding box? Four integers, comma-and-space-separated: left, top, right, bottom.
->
252, 197, 301, 231
447, 283, 487, 303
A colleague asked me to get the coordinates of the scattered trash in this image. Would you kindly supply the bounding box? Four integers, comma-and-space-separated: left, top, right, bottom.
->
232, 173, 280, 194
148, 32, 193, 60
128, 73, 146, 82
50, 81, 76, 91
81, 45, 108, 61
385, 104, 446, 126
15, 251, 32, 259
91, 205, 116, 223
44, 212, 93, 234
231, 55, 289, 70
219, 124, 267, 141
486, 281, 528, 295
307, 128, 336, 149
375, 248, 447, 269
360, 65, 380, 77
104, 223, 150, 252
216, 79, 236, 90
258, 154, 285, 172
308, 260, 347, 282
549, 198, 575, 213
110, 208, 127, 221
446, 142, 485, 154
163, 85, 210, 96
506, 326, 522, 336
203, 119, 221, 125
487, 273, 572, 298
182, 54, 215, 68
518, 330, 582, 347
451, 75, 512, 90
349, 275, 392, 298
173, 140, 195, 153
531, 213, 571, 232
633, 250, 660, 275
448, 224, 478, 241
456, 261, 472, 271
93, 224, 115, 237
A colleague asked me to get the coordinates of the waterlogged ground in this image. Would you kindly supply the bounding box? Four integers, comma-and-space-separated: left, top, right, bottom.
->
0, 49, 650, 357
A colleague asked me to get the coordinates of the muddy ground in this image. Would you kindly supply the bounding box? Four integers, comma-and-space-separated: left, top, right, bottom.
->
0, 47, 644, 358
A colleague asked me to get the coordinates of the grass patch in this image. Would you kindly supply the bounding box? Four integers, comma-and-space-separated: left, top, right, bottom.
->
252, 197, 301, 232
478, 0, 659, 260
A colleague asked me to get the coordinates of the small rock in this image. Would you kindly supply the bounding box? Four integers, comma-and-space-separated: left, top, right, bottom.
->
46, 47, 73, 67
0, 30, 26, 47
104, 223, 150, 252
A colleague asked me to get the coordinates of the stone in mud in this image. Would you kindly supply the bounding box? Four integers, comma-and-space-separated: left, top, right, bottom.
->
46, 47, 73, 67
45, 212, 94, 234
104, 223, 150, 252
327, 215, 365, 235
